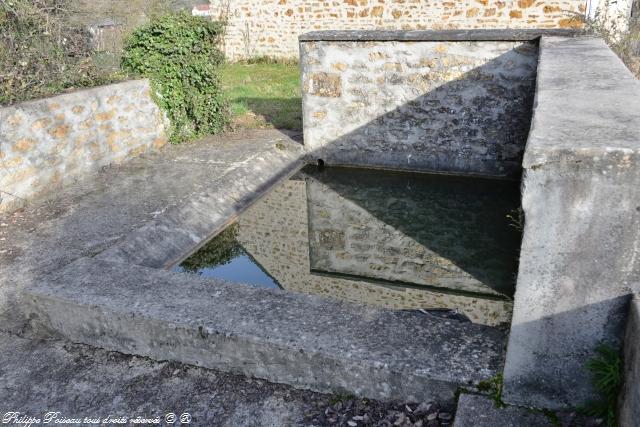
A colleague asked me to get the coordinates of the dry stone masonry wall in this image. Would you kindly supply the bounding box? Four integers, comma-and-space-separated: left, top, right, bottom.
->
301, 37, 539, 176
0, 80, 168, 213
207, 0, 586, 60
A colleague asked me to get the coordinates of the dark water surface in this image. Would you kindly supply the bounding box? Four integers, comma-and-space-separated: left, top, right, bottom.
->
174, 165, 522, 325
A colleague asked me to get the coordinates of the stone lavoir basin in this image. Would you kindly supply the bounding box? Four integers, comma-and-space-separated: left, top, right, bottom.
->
174, 165, 522, 326
23, 30, 640, 411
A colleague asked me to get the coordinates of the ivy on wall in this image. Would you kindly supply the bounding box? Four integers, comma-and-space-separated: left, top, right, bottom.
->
121, 13, 228, 142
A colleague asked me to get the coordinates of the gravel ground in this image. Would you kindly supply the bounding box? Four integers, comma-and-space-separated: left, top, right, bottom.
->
302, 399, 454, 427
0, 331, 454, 427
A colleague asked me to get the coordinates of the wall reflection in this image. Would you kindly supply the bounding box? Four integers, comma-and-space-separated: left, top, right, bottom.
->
228, 166, 521, 326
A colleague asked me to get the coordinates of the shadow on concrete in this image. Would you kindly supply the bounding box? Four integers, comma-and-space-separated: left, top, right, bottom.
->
504, 294, 632, 408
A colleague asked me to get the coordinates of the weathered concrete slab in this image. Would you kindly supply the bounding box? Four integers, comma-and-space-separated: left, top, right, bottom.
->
453, 394, 552, 427
619, 295, 640, 427
0, 129, 303, 334
24, 257, 507, 404
96, 137, 302, 269
503, 36, 640, 408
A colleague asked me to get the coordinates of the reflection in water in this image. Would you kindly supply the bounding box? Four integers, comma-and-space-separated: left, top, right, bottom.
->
175, 165, 522, 326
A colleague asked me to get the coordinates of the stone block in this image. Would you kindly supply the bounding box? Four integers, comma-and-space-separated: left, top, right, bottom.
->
502, 37, 640, 409
304, 72, 342, 97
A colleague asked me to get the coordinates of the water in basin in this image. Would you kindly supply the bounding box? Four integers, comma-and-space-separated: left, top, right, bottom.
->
174, 165, 522, 325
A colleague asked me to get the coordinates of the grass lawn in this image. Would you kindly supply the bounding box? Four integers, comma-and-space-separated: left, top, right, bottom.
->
220, 62, 302, 131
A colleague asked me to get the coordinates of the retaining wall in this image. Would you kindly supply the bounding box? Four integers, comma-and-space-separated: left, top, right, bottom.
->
0, 80, 168, 213
300, 30, 546, 177
207, 0, 586, 60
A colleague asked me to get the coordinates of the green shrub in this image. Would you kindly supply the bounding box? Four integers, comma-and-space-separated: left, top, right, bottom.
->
121, 12, 228, 142
582, 343, 622, 427
179, 224, 242, 273
0, 0, 125, 105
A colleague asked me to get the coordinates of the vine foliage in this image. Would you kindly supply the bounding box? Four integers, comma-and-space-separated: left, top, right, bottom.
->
122, 13, 228, 142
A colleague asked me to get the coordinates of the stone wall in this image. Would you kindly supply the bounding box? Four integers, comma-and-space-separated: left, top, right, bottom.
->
0, 80, 168, 213
236, 176, 513, 326
300, 34, 539, 176
206, 0, 586, 60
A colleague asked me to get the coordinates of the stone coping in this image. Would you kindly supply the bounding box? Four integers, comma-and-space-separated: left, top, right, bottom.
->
0, 78, 148, 109
25, 257, 506, 403
523, 36, 640, 168
299, 29, 580, 42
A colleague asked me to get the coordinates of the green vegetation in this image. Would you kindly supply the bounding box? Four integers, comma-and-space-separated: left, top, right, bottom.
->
220, 60, 302, 130
477, 373, 505, 408
0, 0, 127, 105
1, 2, 299, 137
180, 224, 242, 273
122, 13, 228, 142
582, 343, 622, 427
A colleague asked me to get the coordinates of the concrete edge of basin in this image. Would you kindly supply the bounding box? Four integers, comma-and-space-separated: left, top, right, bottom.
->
23, 257, 507, 404
96, 138, 305, 270
502, 35, 640, 408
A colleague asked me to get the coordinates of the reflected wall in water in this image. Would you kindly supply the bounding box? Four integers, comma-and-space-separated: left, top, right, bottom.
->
304, 166, 522, 297
232, 168, 516, 326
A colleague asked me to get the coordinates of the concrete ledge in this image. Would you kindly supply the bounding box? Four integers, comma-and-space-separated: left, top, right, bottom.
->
524, 37, 640, 167
503, 36, 640, 408
299, 29, 580, 42
619, 295, 640, 427
453, 394, 552, 427
24, 258, 507, 404
96, 142, 303, 269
